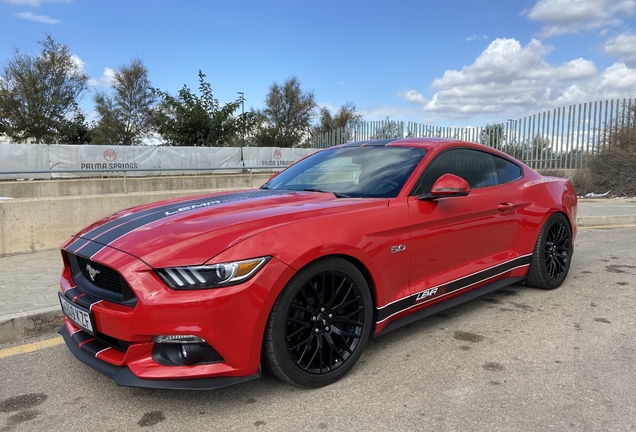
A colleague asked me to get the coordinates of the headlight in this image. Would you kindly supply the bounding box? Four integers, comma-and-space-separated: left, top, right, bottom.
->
155, 257, 270, 290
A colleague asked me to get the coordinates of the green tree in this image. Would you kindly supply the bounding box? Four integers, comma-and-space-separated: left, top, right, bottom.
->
370, 117, 403, 139
57, 108, 93, 144
152, 71, 255, 146
0, 34, 89, 143
480, 124, 505, 149
254, 76, 317, 147
314, 101, 363, 135
92, 59, 155, 145
499, 135, 553, 163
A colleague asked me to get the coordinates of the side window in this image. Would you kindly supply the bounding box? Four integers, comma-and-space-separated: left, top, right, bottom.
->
493, 155, 522, 184
415, 149, 498, 194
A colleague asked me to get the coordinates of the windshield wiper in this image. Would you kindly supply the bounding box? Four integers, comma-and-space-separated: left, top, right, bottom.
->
302, 188, 350, 198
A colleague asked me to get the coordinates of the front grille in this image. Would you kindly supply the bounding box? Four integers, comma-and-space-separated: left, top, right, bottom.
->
66, 251, 137, 306
76, 255, 123, 294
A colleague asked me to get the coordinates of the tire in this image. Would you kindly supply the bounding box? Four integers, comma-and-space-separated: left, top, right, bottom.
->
525, 213, 573, 290
263, 257, 373, 387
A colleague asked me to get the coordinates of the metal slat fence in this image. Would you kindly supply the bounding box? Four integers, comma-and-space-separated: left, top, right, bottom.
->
307, 98, 634, 169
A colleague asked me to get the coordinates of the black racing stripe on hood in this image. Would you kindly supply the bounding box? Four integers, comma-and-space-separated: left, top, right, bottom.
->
74, 239, 109, 258
76, 190, 286, 243
70, 189, 292, 257
66, 237, 91, 254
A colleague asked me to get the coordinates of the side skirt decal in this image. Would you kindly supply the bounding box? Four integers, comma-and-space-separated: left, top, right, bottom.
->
376, 277, 525, 336
376, 254, 532, 323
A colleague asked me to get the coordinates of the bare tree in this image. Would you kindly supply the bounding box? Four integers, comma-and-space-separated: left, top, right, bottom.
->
589, 103, 636, 195
255, 76, 317, 147
0, 34, 88, 143
92, 58, 155, 145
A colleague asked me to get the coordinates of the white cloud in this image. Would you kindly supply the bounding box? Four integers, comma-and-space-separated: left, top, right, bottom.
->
466, 35, 488, 42
420, 37, 636, 119
604, 34, 636, 66
570, 62, 636, 100
522, 0, 636, 37
549, 62, 636, 107
316, 102, 338, 114
3, 0, 69, 6
15, 11, 60, 24
88, 67, 116, 87
397, 90, 427, 105
69, 54, 85, 73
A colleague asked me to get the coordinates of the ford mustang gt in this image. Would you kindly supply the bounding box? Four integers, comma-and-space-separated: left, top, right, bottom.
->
58, 138, 577, 389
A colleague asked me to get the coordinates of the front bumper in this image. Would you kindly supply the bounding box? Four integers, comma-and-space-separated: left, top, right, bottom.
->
58, 244, 295, 387
59, 325, 260, 390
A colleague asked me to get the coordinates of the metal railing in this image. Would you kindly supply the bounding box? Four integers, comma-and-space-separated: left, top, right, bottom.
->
308, 98, 635, 170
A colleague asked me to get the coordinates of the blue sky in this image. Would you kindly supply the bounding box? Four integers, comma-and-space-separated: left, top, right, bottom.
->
1, 0, 635, 127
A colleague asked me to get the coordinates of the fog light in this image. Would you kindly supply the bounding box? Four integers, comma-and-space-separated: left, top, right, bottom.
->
152, 335, 206, 344
178, 343, 204, 365
152, 335, 225, 366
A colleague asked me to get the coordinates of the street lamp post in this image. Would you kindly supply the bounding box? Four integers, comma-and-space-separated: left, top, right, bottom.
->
237, 92, 245, 146
506, 118, 516, 149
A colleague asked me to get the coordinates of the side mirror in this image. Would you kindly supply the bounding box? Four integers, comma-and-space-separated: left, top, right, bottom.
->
419, 173, 470, 201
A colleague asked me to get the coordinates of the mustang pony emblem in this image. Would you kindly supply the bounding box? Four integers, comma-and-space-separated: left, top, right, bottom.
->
86, 264, 100, 282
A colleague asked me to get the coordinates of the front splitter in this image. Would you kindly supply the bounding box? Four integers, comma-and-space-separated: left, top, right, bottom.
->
58, 326, 260, 391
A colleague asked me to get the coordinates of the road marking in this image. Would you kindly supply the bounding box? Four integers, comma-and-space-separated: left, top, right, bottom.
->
0, 336, 64, 359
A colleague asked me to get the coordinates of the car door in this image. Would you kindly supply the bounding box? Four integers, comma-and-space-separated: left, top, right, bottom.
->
407, 148, 522, 301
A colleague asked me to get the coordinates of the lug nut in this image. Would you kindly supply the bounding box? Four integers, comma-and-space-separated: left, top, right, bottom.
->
321, 308, 325, 312
315, 328, 320, 333
312, 316, 317, 321
325, 326, 330, 332
328, 314, 333, 319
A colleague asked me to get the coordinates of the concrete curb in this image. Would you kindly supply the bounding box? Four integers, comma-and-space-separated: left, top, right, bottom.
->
576, 215, 636, 227
1, 215, 635, 345
0, 306, 64, 344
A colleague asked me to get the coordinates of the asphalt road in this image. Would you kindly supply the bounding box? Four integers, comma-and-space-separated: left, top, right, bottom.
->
1, 226, 635, 432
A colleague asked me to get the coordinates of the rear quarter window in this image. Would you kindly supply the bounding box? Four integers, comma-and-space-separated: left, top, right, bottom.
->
493, 155, 522, 184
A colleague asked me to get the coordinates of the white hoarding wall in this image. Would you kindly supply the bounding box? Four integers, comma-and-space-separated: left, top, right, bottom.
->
159, 146, 241, 175
0, 143, 50, 180
0, 144, 318, 179
242, 147, 320, 172
49, 145, 161, 178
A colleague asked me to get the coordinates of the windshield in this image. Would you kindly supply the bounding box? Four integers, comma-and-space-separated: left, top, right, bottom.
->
262, 146, 427, 198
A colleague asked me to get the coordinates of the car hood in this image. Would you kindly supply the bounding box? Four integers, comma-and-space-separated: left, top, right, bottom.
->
69, 189, 387, 268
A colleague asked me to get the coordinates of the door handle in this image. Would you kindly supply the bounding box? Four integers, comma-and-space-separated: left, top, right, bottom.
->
497, 202, 515, 211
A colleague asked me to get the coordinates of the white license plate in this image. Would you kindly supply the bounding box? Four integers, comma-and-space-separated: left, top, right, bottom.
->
59, 293, 94, 334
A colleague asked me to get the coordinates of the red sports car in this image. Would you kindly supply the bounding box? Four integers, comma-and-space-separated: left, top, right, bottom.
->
58, 138, 577, 389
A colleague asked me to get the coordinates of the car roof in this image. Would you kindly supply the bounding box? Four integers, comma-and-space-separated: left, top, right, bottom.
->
334, 137, 527, 167
338, 137, 474, 150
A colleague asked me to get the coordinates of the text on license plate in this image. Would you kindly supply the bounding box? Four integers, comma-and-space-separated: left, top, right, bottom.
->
59, 294, 94, 333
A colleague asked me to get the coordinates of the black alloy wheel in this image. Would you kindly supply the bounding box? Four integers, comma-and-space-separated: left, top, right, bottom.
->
544, 218, 570, 279
526, 213, 573, 290
263, 257, 373, 387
